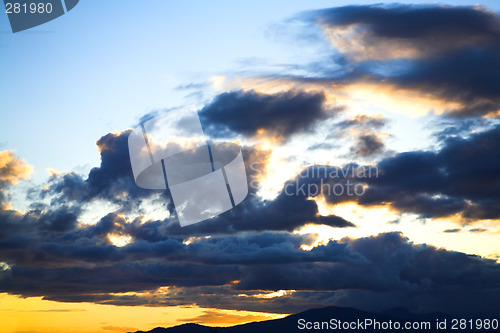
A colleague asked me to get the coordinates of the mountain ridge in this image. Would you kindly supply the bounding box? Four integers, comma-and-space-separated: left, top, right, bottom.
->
130, 305, 499, 333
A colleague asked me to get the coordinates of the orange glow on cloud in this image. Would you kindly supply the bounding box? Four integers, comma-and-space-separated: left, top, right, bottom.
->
320, 24, 421, 61
338, 81, 462, 117
319, 24, 493, 62
0, 151, 33, 185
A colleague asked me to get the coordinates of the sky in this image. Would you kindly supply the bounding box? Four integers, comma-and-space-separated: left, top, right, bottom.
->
1, 1, 500, 332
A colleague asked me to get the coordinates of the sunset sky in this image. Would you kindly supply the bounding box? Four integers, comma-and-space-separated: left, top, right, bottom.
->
1, 1, 500, 332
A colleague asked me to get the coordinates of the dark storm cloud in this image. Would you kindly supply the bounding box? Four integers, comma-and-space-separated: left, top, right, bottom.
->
235, 232, 500, 316
284, 124, 500, 221
160, 189, 354, 237
377, 125, 500, 220
0, 214, 356, 298
3, 232, 498, 316
0, 262, 240, 297
390, 45, 500, 117
199, 90, 341, 140
0, 230, 364, 270
0, 205, 83, 242
311, 4, 500, 57
42, 130, 154, 210
356, 122, 500, 218
50, 285, 337, 314
302, 4, 500, 117
37, 205, 81, 232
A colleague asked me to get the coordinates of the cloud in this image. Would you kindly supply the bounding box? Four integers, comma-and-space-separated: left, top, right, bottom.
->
42, 131, 272, 209
308, 4, 500, 61
200, 90, 341, 141
336, 115, 387, 131
0, 151, 33, 209
0, 220, 358, 269
176, 310, 273, 325
390, 45, 500, 117
35, 129, 351, 236
1, 154, 362, 268
307, 142, 338, 151
306, 124, 500, 222
350, 134, 385, 157
300, 4, 500, 117
3, 232, 498, 316
20, 309, 86, 312
235, 232, 500, 315
432, 118, 495, 141
37, 205, 81, 232
0, 151, 33, 186
42, 130, 154, 210
469, 228, 488, 233
253, 124, 499, 223
332, 115, 388, 158
159, 189, 354, 236
13, 118, 499, 293
0, 262, 241, 296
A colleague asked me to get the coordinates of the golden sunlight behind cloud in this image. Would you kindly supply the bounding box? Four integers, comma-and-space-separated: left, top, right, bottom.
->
340, 82, 462, 117
298, 198, 500, 261
108, 234, 132, 247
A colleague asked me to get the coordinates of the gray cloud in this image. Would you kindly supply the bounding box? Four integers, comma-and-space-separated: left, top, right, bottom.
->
200, 90, 342, 141
2, 232, 498, 316
350, 134, 385, 157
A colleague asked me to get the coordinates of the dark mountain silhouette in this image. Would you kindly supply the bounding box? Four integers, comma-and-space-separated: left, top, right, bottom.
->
131, 306, 499, 333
